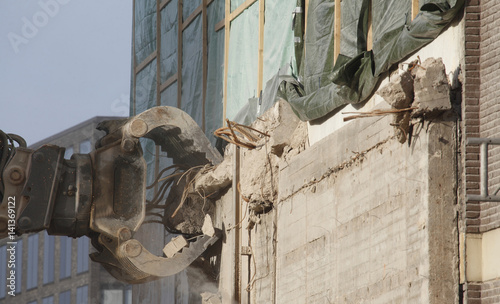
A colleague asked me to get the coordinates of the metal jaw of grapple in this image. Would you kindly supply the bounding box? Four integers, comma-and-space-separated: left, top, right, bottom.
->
88, 106, 223, 283
0, 106, 222, 284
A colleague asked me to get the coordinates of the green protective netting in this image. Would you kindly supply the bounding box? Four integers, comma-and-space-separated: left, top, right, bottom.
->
135, 59, 157, 115
226, 1, 259, 120
263, 0, 297, 83
134, 0, 157, 65
181, 14, 203, 127
340, 0, 369, 57
205, 0, 225, 145
160, 0, 178, 83
160, 81, 177, 107
280, 0, 464, 121
302, 0, 336, 93
183, 0, 201, 21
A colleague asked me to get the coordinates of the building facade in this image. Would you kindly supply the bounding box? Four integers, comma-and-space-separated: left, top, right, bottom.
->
0, 116, 131, 304
127, 0, 474, 303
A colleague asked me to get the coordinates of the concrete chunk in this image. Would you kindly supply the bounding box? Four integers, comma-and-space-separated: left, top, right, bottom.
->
378, 71, 414, 109
412, 57, 451, 116
163, 235, 188, 258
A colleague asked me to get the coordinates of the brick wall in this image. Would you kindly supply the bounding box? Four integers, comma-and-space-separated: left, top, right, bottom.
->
468, 281, 500, 304
478, 0, 500, 233
464, 1, 500, 303
464, 0, 481, 234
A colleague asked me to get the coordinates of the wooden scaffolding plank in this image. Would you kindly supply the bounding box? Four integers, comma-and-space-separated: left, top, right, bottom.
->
230, 0, 258, 21
223, 0, 230, 125
135, 51, 158, 75
182, 4, 203, 31
202, 0, 208, 132
257, 0, 265, 96
367, 0, 372, 51
156, 0, 161, 106
214, 0, 258, 32
132, 0, 137, 115
334, 0, 341, 63
177, 0, 183, 108
412, 0, 419, 20
160, 74, 178, 92
159, 0, 171, 10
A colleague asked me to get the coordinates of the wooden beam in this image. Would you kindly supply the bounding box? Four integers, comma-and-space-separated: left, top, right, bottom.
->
135, 51, 157, 74
182, 4, 202, 31
156, 0, 161, 106
367, 0, 372, 51
159, 0, 171, 10
132, 0, 136, 115
334, 0, 341, 64
177, 0, 183, 108
202, 0, 208, 132
215, 0, 258, 32
257, 0, 265, 96
230, 0, 258, 21
412, 0, 419, 20
223, 0, 230, 125
215, 18, 225, 32
160, 74, 178, 92
305, 0, 309, 35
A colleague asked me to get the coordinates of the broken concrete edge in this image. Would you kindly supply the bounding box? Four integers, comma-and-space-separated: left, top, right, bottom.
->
377, 57, 454, 144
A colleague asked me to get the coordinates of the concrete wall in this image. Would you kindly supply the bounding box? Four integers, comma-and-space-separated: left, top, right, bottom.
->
212, 108, 459, 303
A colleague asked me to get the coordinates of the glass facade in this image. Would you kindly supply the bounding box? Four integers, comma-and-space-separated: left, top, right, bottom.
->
79, 139, 92, 154
77, 237, 89, 273
43, 232, 55, 284
0, 245, 6, 298
59, 290, 71, 304
15, 239, 22, 294
64, 146, 74, 159
42, 295, 54, 304
76, 285, 88, 304
27, 234, 39, 289
59, 237, 72, 279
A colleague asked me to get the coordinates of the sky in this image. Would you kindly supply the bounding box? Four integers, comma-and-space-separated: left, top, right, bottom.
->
0, 0, 133, 145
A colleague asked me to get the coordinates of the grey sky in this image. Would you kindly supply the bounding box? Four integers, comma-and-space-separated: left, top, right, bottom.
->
0, 0, 132, 145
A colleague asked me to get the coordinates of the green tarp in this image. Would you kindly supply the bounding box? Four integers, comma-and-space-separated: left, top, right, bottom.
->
280, 0, 464, 121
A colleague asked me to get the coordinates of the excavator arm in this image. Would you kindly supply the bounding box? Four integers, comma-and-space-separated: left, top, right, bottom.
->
0, 106, 222, 284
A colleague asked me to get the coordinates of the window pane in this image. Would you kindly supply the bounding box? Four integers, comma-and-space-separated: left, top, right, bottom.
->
15, 239, 22, 294
43, 232, 55, 284
59, 237, 72, 279
79, 140, 92, 154
76, 285, 88, 304
42, 295, 54, 304
27, 234, 39, 289
59, 290, 71, 304
64, 146, 74, 159
77, 237, 89, 273
0, 245, 6, 298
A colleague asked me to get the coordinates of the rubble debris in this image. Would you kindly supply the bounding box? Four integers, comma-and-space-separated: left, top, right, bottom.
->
202, 214, 215, 237
163, 235, 188, 258
378, 70, 415, 143
412, 57, 451, 116
194, 154, 232, 195
378, 71, 414, 109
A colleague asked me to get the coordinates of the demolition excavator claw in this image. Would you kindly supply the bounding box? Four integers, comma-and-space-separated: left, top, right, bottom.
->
0, 106, 222, 283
